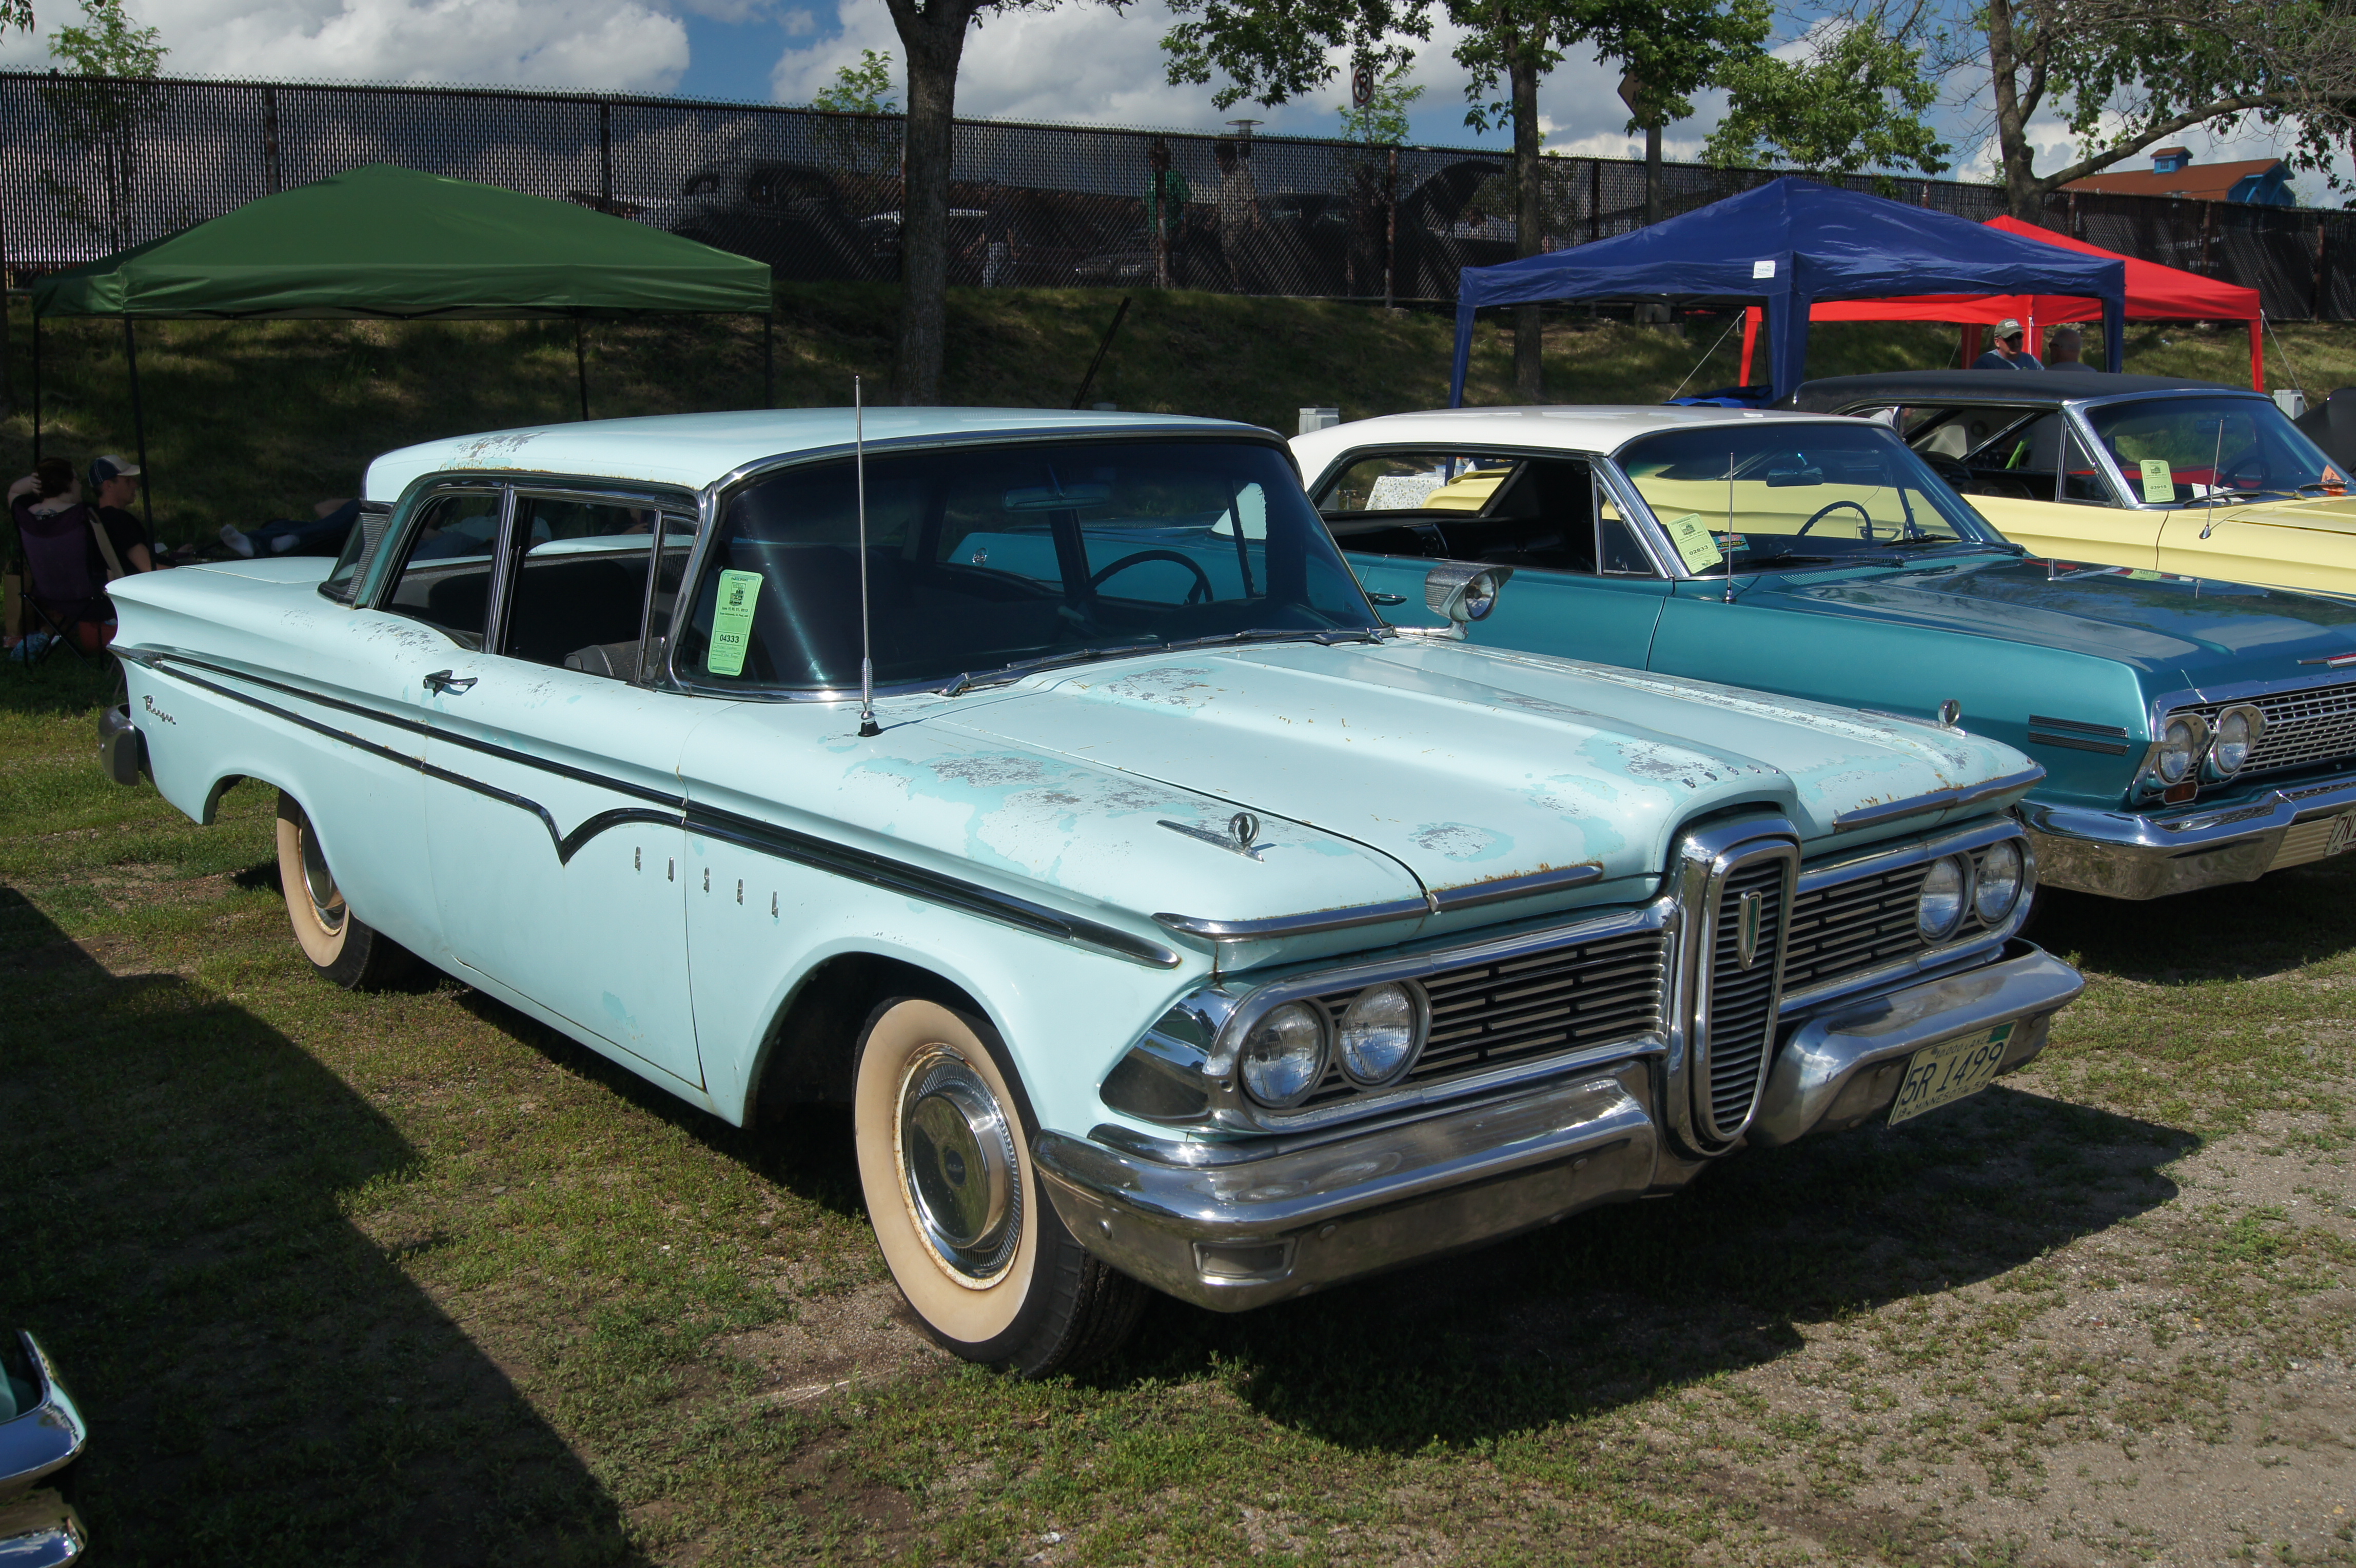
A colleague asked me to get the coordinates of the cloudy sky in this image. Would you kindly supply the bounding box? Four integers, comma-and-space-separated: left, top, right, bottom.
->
0, 0, 2298, 186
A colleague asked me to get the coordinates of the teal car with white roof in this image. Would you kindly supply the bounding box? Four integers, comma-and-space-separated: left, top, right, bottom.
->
1296, 406, 2356, 901
100, 407, 2080, 1374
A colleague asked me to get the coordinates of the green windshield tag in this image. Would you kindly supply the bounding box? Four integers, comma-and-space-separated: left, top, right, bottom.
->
1663, 512, 1724, 573
2139, 459, 2175, 504
709, 569, 763, 677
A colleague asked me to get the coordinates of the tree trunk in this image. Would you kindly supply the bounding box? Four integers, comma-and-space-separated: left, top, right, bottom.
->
1511, 50, 1543, 402
885, 0, 977, 406
1983, 0, 2048, 219
1644, 125, 1662, 225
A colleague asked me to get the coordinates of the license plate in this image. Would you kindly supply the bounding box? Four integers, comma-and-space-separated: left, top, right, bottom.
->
1887, 1024, 2015, 1127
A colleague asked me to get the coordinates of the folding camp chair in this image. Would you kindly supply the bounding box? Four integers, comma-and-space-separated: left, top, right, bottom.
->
11, 506, 104, 666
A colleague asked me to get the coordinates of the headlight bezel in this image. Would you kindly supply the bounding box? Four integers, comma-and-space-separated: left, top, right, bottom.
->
1917, 853, 1971, 942
2203, 703, 2266, 780
2149, 712, 2210, 789
1236, 999, 1330, 1108
1335, 979, 1429, 1087
1973, 838, 2025, 923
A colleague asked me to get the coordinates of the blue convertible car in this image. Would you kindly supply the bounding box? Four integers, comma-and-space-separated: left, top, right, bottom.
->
1296, 406, 2356, 901
103, 409, 2080, 1373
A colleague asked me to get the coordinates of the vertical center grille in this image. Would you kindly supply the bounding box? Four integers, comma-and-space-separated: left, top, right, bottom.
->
1699, 856, 1790, 1141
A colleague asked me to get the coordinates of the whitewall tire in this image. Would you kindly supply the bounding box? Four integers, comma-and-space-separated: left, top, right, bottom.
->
274, 791, 416, 991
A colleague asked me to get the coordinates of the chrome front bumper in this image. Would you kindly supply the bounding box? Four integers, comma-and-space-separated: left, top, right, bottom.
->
1041, 942, 2082, 1311
2021, 778, 2356, 899
1, 1331, 88, 1565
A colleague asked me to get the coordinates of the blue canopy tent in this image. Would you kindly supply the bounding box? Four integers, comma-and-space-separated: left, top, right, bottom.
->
1448, 178, 2129, 406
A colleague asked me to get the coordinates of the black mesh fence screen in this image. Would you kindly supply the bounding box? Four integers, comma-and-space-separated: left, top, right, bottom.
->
6, 70, 2352, 318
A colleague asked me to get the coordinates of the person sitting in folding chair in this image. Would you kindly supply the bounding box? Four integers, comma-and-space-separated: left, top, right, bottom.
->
7, 457, 143, 661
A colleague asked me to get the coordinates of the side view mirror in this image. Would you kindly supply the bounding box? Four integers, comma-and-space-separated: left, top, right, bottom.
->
1422, 563, 1514, 637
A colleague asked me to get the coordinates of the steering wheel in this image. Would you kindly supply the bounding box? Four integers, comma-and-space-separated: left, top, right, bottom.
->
1089, 550, 1216, 605
1795, 499, 1880, 539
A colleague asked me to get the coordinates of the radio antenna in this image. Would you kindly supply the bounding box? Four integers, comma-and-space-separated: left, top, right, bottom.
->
855, 376, 880, 737
2200, 410, 2227, 540
1724, 449, 1736, 602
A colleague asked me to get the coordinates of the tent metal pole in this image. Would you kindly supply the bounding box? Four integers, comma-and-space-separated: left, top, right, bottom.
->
124, 316, 154, 548
30, 308, 39, 463
763, 312, 774, 408
574, 316, 589, 421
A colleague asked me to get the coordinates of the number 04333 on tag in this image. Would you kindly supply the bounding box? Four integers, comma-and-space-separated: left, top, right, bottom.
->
1887, 1023, 2015, 1126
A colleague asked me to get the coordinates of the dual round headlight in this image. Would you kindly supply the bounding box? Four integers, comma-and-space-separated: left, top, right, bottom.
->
1918, 841, 2029, 940
2152, 714, 2208, 786
2206, 704, 2266, 779
1236, 981, 1427, 1107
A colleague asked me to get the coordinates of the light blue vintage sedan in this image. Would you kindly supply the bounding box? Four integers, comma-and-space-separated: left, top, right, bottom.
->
101, 409, 2082, 1374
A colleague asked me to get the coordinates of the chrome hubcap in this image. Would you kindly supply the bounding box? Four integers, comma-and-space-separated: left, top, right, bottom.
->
298, 819, 346, 933
897, 1046, 1020, 1282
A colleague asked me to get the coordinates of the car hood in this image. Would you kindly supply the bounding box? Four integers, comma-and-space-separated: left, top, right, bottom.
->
2207, 493, 2356, 536
943, 639, 2033, 901
1756, 555, 2356, 685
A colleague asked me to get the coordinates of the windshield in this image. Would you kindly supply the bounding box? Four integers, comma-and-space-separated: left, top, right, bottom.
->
2083, 395, 2347, 504
675, 440, 1379, 691
1614, 422, 2006, 571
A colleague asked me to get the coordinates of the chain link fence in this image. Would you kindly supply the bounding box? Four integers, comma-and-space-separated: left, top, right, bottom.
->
4, 70, 2350, 318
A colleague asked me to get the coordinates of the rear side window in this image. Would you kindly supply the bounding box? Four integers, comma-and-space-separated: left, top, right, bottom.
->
500, 496, 666, 679
380, 491, 503, 648
1314, 448, 1650, 577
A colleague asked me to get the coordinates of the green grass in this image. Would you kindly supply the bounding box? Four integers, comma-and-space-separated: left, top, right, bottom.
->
8, 288, 2348, 552
7, 653, 2356, 1565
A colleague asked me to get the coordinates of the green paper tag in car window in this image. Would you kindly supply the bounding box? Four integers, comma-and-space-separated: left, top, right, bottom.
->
709, 569, 763, 677
1663, 512, 1724, 573
2139, 459, 2175, 504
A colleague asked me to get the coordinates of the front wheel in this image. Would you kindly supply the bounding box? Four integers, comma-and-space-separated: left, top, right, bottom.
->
275, 791, 417, 991
853, 998, 1146, 1377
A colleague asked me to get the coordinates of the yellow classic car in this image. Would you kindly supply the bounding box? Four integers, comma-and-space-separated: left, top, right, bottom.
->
1789, 371, 2356, 597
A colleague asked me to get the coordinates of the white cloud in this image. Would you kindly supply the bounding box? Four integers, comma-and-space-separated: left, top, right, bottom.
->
2, 0, 692, 91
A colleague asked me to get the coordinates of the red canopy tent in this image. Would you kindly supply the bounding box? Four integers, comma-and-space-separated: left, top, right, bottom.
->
1736, 214, 2264, 389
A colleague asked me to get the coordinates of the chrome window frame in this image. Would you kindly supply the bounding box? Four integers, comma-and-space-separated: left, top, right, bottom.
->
664, 426, 1330, 702
1596, 419, 2010, 581
1297, 441, 1679, 581
366, 471, 701, 684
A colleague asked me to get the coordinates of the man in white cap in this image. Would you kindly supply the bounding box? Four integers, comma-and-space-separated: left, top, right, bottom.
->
86, 455, 154, 573
1972, 319, 2044, 370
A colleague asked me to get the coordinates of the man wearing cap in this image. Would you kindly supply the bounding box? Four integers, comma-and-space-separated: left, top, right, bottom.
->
1972, 320, 2045, 370
87, 455, 154, 574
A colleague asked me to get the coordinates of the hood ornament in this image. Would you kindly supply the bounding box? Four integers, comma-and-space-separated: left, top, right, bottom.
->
1159, 812, 1266, 860
1937, 698, 1964, 730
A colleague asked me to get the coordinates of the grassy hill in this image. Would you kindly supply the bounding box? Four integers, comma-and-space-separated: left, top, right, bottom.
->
7, 284, 2349, 548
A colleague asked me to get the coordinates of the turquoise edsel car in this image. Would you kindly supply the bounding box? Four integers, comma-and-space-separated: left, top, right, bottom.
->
102, 408, 2080, 1374
1295, 407, 2356, 901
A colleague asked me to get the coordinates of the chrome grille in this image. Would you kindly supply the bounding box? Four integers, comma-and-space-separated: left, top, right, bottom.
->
1701, 860, 1788, 1138
1785, 847, 2006, 998
2184, 680, 2356, 778
1299, 929, 1667, 1106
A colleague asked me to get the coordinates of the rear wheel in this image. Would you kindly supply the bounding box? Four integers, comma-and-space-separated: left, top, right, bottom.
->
853, 997, 1146, 1377
275, 791, 416, 991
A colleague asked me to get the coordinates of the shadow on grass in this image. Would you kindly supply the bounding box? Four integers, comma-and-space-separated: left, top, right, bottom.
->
2035, 850, 2356, 981
0, 646, 120, 719
1095, 1080, 2187, 1451
0, 886, 648, 1567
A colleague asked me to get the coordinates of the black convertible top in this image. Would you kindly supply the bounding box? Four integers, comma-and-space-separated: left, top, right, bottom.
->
1784, 369, 2240, 413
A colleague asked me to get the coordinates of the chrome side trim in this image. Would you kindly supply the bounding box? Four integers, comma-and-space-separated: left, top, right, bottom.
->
117, 647, 1181, 968
1830, 765, 2045, 830
1431, 863, 1604, 911
1152, 897, 1433, 942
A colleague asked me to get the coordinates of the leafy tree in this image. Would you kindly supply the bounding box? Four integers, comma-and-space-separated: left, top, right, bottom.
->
1820, 0, 2356, 216
813, 47, 899, 114
41, 0, 171, 253
1705, 5, 1949, 181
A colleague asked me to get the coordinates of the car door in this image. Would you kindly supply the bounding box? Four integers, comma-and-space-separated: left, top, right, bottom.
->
1317, 447, 1672, 667
1896, 403, 2165, 569
402, 484, 711, 1089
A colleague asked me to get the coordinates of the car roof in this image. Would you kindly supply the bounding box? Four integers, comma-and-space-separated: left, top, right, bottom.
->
364, 407, 1266, 502
1785, 369, 2240, 413
1287, 405, 1853, 473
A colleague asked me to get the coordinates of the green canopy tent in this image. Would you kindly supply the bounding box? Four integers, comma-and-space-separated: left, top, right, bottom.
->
29, 163, 776, 541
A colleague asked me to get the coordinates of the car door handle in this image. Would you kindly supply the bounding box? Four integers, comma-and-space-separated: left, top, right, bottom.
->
422, 670, 478, 695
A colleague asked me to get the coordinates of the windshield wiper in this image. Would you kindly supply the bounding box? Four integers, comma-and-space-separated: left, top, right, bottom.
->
1725, 550, 1842, 567
938, 639, 1164, 697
